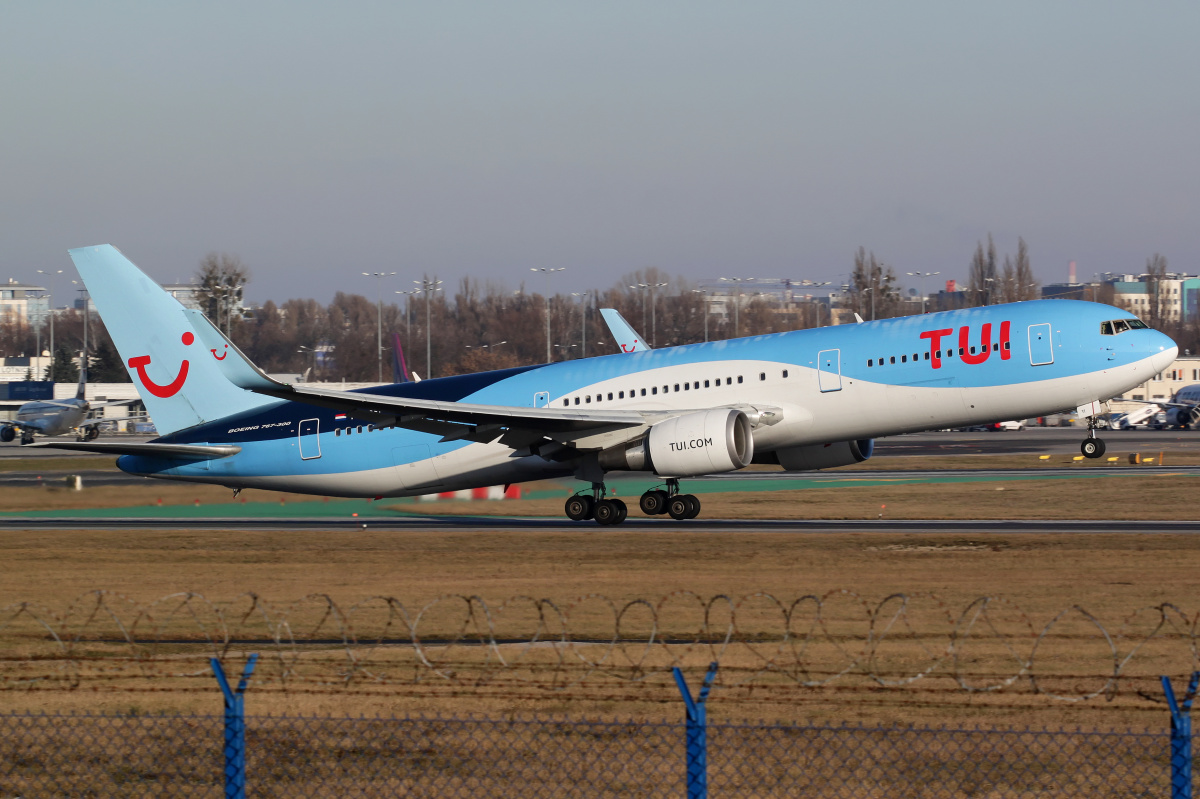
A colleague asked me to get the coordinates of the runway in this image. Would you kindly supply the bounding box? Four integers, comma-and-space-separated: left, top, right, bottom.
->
5, 515, 1200, 534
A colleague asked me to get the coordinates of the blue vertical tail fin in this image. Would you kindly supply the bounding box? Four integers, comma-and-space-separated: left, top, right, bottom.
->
67, 245, 277, 436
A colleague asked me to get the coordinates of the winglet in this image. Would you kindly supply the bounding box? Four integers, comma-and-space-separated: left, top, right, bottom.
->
180, 309, 289, 394
599, 308, 651, 353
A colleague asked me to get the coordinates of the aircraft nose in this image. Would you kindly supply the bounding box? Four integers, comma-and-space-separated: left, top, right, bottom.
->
1150, 334, 1179, 373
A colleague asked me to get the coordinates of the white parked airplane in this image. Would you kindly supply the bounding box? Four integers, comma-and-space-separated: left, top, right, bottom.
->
40, 245, 1177, 524
1, 368, 142, 444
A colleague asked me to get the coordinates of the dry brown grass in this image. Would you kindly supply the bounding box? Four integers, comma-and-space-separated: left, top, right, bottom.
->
2, 524, 1198, 729
402, 472, 1199, 520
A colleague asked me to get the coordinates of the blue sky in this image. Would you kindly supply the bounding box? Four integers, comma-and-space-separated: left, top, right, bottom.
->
3, 2, 1197, 304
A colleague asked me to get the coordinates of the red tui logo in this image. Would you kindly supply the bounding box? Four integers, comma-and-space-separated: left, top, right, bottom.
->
128, 332, 193, 398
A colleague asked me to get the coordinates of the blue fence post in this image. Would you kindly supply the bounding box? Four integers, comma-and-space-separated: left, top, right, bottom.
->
212, 654, 258, 799
673, 662, 718, 799
1162, 671, 1200, 799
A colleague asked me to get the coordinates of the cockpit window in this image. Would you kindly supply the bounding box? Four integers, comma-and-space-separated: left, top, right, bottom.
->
1101, 318, 1149, 335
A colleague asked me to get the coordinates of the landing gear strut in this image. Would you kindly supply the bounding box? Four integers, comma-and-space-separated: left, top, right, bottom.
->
640, 478, 702, 521
565, 483, 627, 526
1081, 417, 1106, 459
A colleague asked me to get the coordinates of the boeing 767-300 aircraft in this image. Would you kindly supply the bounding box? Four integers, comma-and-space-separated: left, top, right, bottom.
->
39, 244, 1178, 524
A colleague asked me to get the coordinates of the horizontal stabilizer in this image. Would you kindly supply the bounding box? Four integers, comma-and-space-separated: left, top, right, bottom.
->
30, 441, 242, 459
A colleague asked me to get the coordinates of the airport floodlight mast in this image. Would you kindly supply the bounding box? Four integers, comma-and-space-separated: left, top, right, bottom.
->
36, 268, 63, 363
412, 278, 442, 378
395, 288, 421, 343
571, 292, 589, 357
906, 271, 940, 314
690, 289, 710, 342
629, 281, 668, 346
531, 268, 566, 362
718, 276, 755, 337
363, 271, 396, 383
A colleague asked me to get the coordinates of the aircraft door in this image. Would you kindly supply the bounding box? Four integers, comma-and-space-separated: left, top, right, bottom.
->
1028, 324, 1054, 366
817, 349, 842, 392
298, 418, 321, 459
534, 392, 550, 408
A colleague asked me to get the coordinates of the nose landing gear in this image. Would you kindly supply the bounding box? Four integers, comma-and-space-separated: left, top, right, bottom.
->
1081, 415, 1107, 459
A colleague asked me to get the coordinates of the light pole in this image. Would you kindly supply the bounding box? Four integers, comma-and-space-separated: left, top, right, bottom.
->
719, 277, 754, 337
395, 288, 421, 342
297, 346, 318, 380
465, 340, 507, 355
690, 289, 710, 342
571, 292, 589, 357
71, 281, 90, 377
795, 280, 831, 328
531, 268, 565, 362
629, 282, 668, 346
363, 271, 396, 383
861, 287, 876, 321
413, 277, 442, 378
35, 269, 62, 369
906, 271, 940, 314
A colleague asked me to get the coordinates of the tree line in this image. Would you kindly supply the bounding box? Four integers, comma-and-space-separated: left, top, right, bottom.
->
4, 239, 1199, 383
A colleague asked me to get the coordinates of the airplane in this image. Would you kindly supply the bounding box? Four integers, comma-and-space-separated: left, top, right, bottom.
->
38, 244, 1177, 525
1122, 383, 1200, 429
0, 367, 142, 444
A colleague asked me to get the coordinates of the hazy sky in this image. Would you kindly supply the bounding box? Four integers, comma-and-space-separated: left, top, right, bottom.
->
3, 2, 1197, 304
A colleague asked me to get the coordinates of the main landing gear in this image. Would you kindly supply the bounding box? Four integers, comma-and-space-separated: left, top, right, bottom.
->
1081, 416, 1107, 459
565, 483, 627, 526
565, 478, 702, 525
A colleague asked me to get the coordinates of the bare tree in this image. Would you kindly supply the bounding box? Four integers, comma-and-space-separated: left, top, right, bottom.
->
1145, 253, 1169, 330
195, 252, 251, 337
967, 235, 998, 306
849, 247, 901, 320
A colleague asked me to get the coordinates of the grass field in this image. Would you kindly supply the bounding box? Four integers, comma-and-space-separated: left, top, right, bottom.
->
2, 522, 1198, 729
2, 451, 1199, 729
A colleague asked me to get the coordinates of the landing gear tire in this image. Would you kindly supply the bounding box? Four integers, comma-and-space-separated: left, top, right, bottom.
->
86, 426, 100, 441
20, 433, 34, 445
1081, 438, 1106, 459
668, 495, 701, 521
639, 490, 670, 516
565, 495, 595, 521
594, 498, 627, 526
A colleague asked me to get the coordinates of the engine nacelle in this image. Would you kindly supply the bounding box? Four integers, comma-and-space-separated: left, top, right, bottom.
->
764, 439, 874, 471
598, 409, 754, 477
0, 426, 14, 443
1169, 408, 1193, 428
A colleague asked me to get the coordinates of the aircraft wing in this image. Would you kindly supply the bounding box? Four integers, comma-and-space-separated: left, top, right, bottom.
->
599, 308, 651, 352
77, 413, 148, 429
29, 441, 241, 459
182, 309, 780, 451
1, 419, 44, 432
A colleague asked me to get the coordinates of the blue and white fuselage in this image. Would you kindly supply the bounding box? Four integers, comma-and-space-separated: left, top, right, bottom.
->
47, 245, 1177, 524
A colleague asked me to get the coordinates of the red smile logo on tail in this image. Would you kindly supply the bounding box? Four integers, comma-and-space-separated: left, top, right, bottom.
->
128, 332, 193, 398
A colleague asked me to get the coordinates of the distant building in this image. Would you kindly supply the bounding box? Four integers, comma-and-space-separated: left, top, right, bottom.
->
0, 280, 49, 327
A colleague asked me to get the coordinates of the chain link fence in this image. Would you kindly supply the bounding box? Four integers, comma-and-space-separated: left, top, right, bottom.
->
0, 710, 1169, 797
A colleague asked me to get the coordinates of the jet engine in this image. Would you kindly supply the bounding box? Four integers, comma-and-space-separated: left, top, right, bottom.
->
758, 439, 874, 471
0, 426, 14, 443
598, 409, 754, 477
1168, 408, 1194, 428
